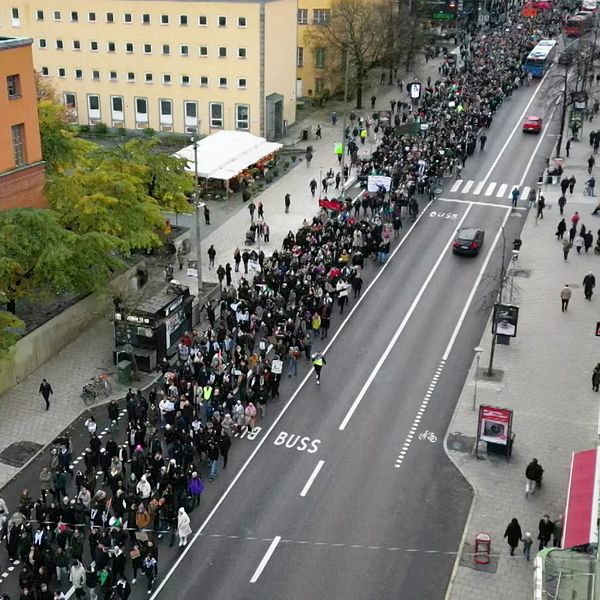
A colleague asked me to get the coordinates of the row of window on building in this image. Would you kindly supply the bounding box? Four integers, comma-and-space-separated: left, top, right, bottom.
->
41, 68, 248, 89
296, 47, 326, 68
10, 8, 249, 28
37, 38, 250, 59
65, 94, 250, 131
297, 9, 330, 24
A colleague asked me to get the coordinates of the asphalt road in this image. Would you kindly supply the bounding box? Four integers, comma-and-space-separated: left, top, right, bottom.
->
0, 67, 559, 599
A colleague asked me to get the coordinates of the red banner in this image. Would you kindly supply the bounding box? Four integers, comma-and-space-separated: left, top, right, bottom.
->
319, 199, 344, 212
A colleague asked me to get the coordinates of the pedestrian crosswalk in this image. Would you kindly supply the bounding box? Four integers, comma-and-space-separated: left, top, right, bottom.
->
449, 179, 531, 200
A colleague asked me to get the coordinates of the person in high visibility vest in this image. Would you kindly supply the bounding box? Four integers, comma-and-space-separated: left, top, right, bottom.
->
311, 352, 327, 384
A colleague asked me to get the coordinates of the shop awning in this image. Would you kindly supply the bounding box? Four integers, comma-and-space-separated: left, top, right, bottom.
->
173, 131, 282, 181
562, 448, 600, 549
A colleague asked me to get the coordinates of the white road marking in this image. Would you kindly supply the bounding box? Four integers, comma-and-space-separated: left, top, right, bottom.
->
438, 196, 525, 210
338, 205, 472, 431
451, 179, 463, 193
300, 460, 325, 497
249, 536, 282, 583
461, 180, 474, 193
496, 183, 507, 198
473, 181, 485, 195
484, 183, 497, 197
522, 186, 531, 201
481, 68, 551, 185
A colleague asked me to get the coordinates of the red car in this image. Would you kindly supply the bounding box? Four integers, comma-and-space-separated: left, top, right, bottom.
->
523, 116, 543, 133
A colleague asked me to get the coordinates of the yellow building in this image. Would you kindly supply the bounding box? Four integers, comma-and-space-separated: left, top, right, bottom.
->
296, 0, 332, 99
1, 0, 297, 139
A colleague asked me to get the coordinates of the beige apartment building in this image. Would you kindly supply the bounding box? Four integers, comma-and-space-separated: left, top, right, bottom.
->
0, 0, 297, 139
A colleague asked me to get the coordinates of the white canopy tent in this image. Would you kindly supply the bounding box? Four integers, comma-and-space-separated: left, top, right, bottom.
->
173, 130, 282, 181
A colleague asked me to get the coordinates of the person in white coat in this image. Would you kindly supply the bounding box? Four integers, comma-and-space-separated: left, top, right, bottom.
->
70, 560, 86, 598
177, 507, 192, 546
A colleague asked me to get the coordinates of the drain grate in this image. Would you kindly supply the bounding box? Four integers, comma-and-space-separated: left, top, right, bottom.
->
0, 441, 43, 467
511, 268, 531, 278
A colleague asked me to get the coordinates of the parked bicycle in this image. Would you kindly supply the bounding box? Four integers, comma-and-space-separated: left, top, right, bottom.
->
81, 374, 112, 405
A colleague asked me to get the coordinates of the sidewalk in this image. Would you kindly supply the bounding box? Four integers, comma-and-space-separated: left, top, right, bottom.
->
445, 118, 600, 599
0, 54, 446, 491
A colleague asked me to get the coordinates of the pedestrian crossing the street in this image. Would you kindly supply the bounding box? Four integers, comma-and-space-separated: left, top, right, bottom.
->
449, 179, 531, 200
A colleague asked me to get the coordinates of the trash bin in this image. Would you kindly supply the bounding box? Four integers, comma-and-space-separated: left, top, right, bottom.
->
117, 360, 132, 385
302, 128, 309, 141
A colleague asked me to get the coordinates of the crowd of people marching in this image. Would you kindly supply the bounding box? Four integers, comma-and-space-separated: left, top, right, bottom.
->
0, 5, 571, 600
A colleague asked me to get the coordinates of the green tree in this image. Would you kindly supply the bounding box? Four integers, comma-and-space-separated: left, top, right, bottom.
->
0, 209, 124, 314
0, 309, 25, 360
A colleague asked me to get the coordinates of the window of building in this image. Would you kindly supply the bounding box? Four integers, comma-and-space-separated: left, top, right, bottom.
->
91, 41, 98, 51
144, 44, 152, 54
75, 69, 83, 79
38, 39, 47, 49
127, 72, 135, 82
200, 76, 208, 87
161, 14, 169, 24
11, 8, 20, 27
181, 75, 190, 86
237, 78, 247, 89
7, 74, 21, 98
53, 10, 61, 21
218, 16, 227, 27
11, 124, 26, 166
73, 40, 81, 50
315, 47, 326, 68
297, 9, 308, 24
163, 74, 172, 85
313, 9, 330, 23
145, 73, 154, 83
162, 44, 170, 55
112, 96, 123, 112
88, 95, 100, 111
92, 70, 100, 80
210, 103, 223, 127
236, 104, 250, 130
41, 67, 49, 76
106, 12, 114, 23
64, 93, 77, 109
142, 13, 151, 24
88, 12, 96, 22
237, 47, 247, 59
36, 10, 44, 21
71, 11, 78, 22
199, 46, 208, 57
58, 68, 66, 78
179, 15, 188, 25
218, 47, 227, 58
110, 71, 117, 81
180, 45, 189, 56
297, 47, 304, 67
56, 39, 64, 50
108, 42, 116, 52
160, 99, 172, 116
198, 15, 207, 26
238, 17, 247, 27
126, 42, 134, 53
185, 101, 197, 118
124, 13, 132, 23
136, 98, 147, 114
315, 78, 324, 93
219, 77, 227, 87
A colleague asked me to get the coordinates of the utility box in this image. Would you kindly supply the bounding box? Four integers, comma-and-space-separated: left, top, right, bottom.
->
117, 360, 132, 385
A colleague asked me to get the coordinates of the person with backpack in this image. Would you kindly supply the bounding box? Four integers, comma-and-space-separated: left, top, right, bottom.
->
525, 458, 544, 497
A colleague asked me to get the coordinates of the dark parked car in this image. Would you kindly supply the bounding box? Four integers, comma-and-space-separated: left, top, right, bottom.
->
452, 227, 485, 256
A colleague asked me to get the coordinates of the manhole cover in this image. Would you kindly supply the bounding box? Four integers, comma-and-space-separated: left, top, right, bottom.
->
447, 433, 477, 453
0, 441, 43, 467
511, 269, 531, 278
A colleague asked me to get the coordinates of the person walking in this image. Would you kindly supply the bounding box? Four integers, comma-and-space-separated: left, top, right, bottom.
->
553, 515, 563, 547
204, 205, 210, 225
584, 272, 596, 299
177, 507, 192, 546
315, 125, 322, 139
311, 351, 326, 385
525, 457, 544, 496
571, 211, 580, 228
558, 194, 567, 215
233, 247, 241, 272
257, 201, 264, 220
305, 148, 313, 167
70, 560, 87, 599
575, 233, 584, 254
536, 195, 545, 219
187, 471, 204, 510
560, 284, 572, 311
593, 363, 600, 392
569, 175, 576, 194
370, 95, 376, 109
39, 379, 53, 411
309, 179, 317, 197
563, 238, 572, 261
207, 245, 216, 270
248, 202, 256, 221
143, 554, 157, 592
561, 177, 569, 195
589, 155, 596, 174
479, 133, 487, 151
538, 514, 554, 550
556, 219, 566, 239
503, 518, 522, 556
511, 186, 520, 208
522, 533, 533, 561
284, 193, 291, 213
566, 138, 571, 157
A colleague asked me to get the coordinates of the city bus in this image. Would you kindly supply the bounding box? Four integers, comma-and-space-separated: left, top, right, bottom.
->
565, 14, 592, 36
524, 40, 557, 77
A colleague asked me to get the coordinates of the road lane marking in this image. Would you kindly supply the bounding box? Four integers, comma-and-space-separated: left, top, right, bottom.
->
300, 460, 325, 497
338, 205, 473, 431
496, 183, 507, 198
461, 180, 474, 193
473, 181, 485, 195
481, 69, 551, 185
484, 183, 496, 196
146, 200, 436, 600
451, 179, 463, 192
249, 536, 281, 583
438, 197, 525, 210
522, 186, 530, 200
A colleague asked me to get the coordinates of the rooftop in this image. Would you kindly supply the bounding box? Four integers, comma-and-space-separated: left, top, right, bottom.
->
0, 36, 33, 52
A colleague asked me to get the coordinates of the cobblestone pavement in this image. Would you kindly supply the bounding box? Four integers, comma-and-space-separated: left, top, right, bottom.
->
445, 118, 600, 599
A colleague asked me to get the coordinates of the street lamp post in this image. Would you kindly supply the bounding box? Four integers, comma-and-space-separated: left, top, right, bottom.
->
472, 346, 484, 410
192, 136, 204, 296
